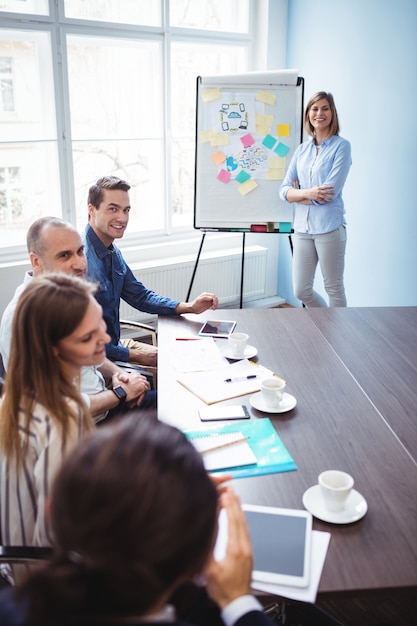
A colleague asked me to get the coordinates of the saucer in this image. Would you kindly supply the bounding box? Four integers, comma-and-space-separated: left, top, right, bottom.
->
302, 484, 368, 524
221, 344, 258, 360
249, 391, 297, 413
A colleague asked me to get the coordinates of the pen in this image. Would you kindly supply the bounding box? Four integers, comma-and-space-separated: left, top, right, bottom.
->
201, 436, 248, 454
175, 338, 201, 341
224, 375, 257, 383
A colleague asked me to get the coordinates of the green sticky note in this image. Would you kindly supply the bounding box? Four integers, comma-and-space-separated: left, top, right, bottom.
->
236, 170, 251, 184
262, 134, 277, 150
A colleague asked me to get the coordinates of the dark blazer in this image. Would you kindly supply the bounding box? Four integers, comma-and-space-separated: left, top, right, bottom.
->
0, 586, 276, 626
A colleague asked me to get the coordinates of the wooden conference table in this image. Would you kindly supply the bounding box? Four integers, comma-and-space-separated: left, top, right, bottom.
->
157, 307, 417, 598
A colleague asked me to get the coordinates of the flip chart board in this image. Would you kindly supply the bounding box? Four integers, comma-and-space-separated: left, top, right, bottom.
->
194, 70, 304, 232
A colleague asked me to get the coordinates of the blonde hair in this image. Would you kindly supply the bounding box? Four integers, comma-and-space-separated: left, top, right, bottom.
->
0, 273, 95, 465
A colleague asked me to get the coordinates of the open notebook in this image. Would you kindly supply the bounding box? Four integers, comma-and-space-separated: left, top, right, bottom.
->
190, 431, 257, 471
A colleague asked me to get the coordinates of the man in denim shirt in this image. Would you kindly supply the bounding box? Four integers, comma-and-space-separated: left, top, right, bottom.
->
83, 176, 218, 369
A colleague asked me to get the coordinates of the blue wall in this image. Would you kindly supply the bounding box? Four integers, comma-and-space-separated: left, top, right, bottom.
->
273, 0, 417, 306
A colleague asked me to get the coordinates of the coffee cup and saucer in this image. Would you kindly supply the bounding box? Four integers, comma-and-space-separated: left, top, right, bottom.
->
221, 332, 258, 360
302, 470, 368, 524
249, 377, 297, 413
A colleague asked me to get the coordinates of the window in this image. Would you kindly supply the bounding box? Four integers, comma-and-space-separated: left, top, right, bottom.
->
0, 0, 261, 259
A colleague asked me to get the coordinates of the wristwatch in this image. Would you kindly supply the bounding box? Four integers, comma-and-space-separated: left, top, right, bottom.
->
112, 385, 127, 404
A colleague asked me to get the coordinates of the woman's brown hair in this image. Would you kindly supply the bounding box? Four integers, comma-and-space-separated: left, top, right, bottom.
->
0, 273, 94, 465
14, 416, 218, 622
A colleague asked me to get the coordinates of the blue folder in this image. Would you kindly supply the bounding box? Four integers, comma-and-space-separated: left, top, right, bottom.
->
184, 417, 297, 479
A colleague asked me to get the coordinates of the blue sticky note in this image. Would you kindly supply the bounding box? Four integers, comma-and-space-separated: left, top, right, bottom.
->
262, 134, 277, 150
278, 222, 293, 233
236, 170, 251, 184
275, 142, 290, 157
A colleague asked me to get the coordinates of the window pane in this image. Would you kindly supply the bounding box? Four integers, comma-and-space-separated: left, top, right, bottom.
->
0, 143, 62, 248
0, 0, 49, 15
64, 0, 161, 26
73, 139, 165, 233
170, 0, 249, 33
67, 35, 165, 233
170, 42, 247, 226
0, 30, 56, 140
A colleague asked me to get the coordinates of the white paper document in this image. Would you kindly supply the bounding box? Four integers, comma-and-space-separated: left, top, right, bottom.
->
177, 359, 270, 404
170, 337, 228, 373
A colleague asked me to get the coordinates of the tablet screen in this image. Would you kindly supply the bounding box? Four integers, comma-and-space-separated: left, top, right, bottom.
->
243, 504, 312, 587
199, 320, 236, 337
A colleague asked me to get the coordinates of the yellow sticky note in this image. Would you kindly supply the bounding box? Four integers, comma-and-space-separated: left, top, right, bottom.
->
266, 168, 285, 180
238, 179, 258, 196
256, 113, 274, 127
256, 90, 276, 106
210, 133, 229, 147
202, 87, 221, 102
256, 124, 271, 136
268, 156, 286, 169
200, 130, 213, 143
278, 124, 290, 136
211, 151, 226, 166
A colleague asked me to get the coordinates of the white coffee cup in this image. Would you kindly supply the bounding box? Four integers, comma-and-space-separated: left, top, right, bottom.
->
318, 470, 354, 512
260, 377, 286, 408
228, 332, 249, 358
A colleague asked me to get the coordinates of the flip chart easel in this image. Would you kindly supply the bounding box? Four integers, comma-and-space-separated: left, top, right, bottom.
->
188, 70, 304, 306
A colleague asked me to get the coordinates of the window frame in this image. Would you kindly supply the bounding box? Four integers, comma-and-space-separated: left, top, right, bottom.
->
0, 0, 265, 264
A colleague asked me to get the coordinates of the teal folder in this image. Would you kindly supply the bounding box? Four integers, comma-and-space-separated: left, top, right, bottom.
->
184, 418, 297, 479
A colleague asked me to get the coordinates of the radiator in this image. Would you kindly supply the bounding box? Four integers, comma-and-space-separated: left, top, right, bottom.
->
119, 245, 268, 322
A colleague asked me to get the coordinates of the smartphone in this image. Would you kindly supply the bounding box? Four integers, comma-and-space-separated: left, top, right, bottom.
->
198, 404, 250, 422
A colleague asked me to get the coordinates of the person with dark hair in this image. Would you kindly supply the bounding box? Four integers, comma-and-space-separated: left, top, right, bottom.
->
0, 416, 275, 626
84, 175, 219, 370
279, 91, 352, 307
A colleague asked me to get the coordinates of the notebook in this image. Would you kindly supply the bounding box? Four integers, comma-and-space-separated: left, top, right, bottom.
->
190, 431, 257, 471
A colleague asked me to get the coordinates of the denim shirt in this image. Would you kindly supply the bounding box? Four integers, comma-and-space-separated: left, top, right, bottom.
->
83, 225, 179, 362
279, 135, 352, 234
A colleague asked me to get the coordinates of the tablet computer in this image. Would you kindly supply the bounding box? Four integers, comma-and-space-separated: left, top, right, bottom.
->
199, 320, 236, 338
242, 504, 312, 588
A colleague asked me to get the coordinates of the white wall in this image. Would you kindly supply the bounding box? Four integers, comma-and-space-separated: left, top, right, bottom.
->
273, 0, 417, 306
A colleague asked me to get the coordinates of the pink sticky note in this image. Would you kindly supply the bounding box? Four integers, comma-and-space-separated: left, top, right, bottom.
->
241, 133, 255, 148
217, 169, 231, 183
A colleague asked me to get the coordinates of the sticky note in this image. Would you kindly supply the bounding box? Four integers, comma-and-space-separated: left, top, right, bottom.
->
256, 124, 271, 136
278, 124, 290, 136
268, 156, 286, 169
266, 169, 285, 180
279, 222, 293, 233
202, 87, 221, 102
241, 133, 255, 148
256, 113, 274, 127
217, 169, 231, 183
210, 133, 229, 147
238, 179, 258, 196
200, 130, 213, 143
236, 170, 251, 184
256, 90, 276, 106
274, 142, 290, 157
262, 134, 277, 150
211, 151, 226, 166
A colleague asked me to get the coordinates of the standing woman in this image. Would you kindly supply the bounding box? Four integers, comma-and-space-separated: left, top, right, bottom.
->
0, 274, 109, 571
280, 92, 352, 307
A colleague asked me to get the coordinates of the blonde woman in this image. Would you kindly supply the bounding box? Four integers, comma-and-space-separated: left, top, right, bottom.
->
0, 273, 109, 570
